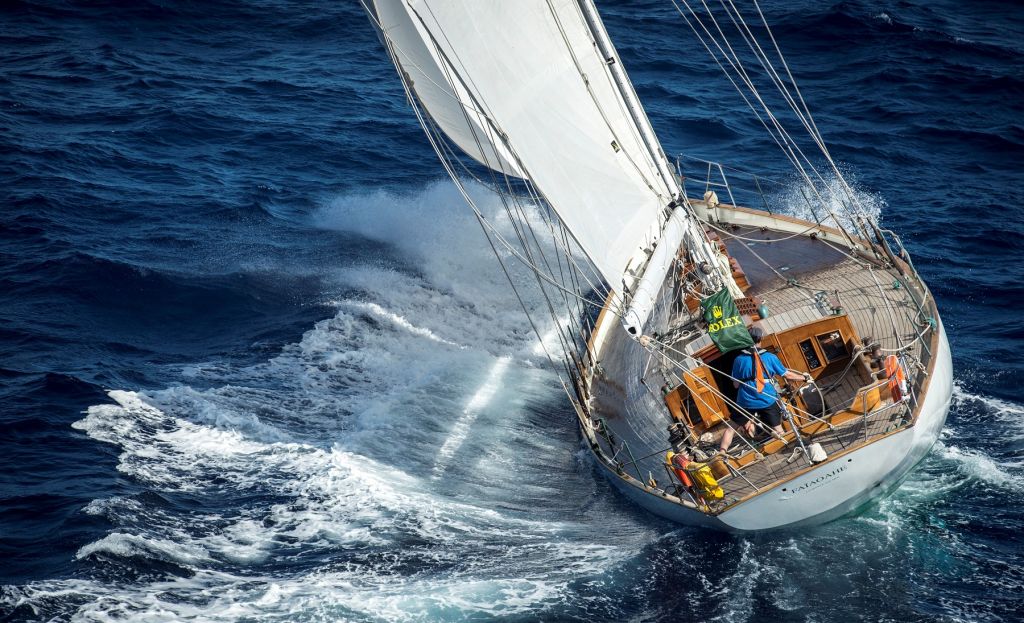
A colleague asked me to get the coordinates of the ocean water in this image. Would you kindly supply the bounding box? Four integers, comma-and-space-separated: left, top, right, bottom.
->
2, 1, 1023, 621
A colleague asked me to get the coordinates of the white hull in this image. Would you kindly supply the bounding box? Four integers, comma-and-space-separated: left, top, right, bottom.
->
586, 321, 952, 532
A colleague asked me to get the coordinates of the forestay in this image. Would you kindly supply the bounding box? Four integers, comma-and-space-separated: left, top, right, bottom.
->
370, 0, 678, 288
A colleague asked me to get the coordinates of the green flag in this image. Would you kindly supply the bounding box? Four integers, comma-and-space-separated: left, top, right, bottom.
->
700, 288, 754, 353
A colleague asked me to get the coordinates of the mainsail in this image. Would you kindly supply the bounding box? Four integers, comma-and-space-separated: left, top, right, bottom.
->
367, 0, 727, 334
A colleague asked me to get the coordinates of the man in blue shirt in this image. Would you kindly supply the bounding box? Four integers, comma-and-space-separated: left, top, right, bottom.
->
719, 325, 809, 454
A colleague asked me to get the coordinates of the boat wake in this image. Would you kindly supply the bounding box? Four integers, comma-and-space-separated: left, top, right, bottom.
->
2, 183, 1019, 622
934, 383, 1024, 489
27, 389, 626, 621
1, 183, 655, 621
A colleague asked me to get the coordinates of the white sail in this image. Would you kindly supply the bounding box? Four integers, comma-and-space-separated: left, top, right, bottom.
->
369, 0, 526, 178
370, 0, 678, 286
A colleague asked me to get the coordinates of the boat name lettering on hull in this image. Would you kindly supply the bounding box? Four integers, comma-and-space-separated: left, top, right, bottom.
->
781, 465, 848, 499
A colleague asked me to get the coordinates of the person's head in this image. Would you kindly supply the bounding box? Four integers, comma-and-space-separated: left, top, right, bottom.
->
748, 325, 765, 344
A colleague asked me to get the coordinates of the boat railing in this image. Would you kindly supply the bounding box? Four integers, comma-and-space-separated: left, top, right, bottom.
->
592, 382, 913, 512
688, 401, 912, 507
676, 154, 928, 262
675, 154, 796, 218
679, 156, 739, 209
881, 229, 937, 341
861, 396, 913, 441
784, 375, 912, 452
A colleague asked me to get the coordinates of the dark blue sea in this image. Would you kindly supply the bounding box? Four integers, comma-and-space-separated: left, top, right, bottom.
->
2, 1, 1023, 621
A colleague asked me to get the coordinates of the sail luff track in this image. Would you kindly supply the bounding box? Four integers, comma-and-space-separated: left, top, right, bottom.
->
574, 0, 679, 199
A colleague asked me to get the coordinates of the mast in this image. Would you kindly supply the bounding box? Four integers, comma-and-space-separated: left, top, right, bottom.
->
575, 0, 677, 198
576, 0, 727, 336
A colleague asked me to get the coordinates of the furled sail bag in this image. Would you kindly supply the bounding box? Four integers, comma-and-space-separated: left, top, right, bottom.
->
701, 287, 754, 353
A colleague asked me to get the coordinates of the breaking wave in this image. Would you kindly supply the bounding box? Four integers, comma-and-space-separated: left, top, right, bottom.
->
773, 168, 887, 231
1, 183, 653, 621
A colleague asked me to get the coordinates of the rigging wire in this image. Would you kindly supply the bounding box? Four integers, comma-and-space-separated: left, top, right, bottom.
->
413, 1, 634, 313
669, 0, 872, 246
750, 0, 870, 216
414, 2, 588, 363
380, 26, 568, 373
373, 4, 642, 432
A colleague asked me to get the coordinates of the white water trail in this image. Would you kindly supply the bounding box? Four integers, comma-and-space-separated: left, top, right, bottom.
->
3, 182, 655, 622
339, 300, 466, 349
932, 383, 1024, 489
861, 381, 1024, 539
40, 387, 636, 622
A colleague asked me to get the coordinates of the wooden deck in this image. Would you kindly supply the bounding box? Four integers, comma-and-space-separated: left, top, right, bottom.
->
701, 226, 931, 505
586, 221, 937, 511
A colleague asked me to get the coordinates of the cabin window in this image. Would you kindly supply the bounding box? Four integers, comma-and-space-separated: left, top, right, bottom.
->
816, 331, 848, 363
799, 339, 822, 370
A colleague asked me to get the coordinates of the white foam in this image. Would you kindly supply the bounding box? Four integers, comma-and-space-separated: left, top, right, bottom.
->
952, 382, 1024, 420
314, 182, 526, 306
5, 561, 608, 623
17, 182, 642, 621
775, 169, 886, 231
40, 378, 644, 620
82, 496, 143, 517
933, 442, 1024, 492
847, 386, 1024, 546
75, 388, 581, 537
342, 300, 465, 349
702, 539, 785, 623
531, 315, 569, 358
941, 383, 1024, 479
313, 180, 596, 359
77, 533, 213, 567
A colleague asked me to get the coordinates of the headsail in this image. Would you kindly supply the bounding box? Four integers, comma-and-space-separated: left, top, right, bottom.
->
370, 0, 678, 283
368, 0, 729, 335
367, 1, 526, 178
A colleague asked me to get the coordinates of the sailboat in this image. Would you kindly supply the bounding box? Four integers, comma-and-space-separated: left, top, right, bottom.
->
361, 0, 952, 531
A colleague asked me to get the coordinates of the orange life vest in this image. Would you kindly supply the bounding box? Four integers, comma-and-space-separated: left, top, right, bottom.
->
885, 355, 907, 402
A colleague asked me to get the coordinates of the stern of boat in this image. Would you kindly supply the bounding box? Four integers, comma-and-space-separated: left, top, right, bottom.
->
718, 320, 950, 530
